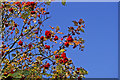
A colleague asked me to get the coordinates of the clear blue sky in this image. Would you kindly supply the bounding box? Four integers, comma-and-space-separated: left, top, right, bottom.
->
43, 2, 118, 78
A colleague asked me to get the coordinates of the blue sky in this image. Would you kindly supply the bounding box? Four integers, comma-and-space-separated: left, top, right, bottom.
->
43, 2, 118, 78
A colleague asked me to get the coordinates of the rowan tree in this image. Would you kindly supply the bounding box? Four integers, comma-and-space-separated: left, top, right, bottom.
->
0, 1, 88, 80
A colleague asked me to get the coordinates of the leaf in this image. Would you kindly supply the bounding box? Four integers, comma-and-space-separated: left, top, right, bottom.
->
33, 19, 36, 23
79, 19, 84, 24
54, 50, 58, 54
57, 31, 64, 34
80, 28, 85, 33
72, 21, 78, 26
36, 56, 42, 60
21, 12, 30, 19
22, 70, 30, 76
49, 25, 54, 29
62, 0, 66, 6
12, 54, 16, 57
69, 42, 74, 45
45, 2, 51, 5
9, 70, 22, 78
23, 29, 28, 33
15, 28, 19, 34
36, 35, 39, 38
55, 26, 60, 32
59, 49, 65, 53
73, 41, 80, 45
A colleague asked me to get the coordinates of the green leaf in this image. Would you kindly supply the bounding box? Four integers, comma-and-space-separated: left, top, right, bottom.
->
12, 54, 16, 57
9, 71, 22, 78
21, 12, 30, 19
22, 70, 30, 76
45, 2, 51, 5
80, 28, 85, 33
62, 0, 66, 6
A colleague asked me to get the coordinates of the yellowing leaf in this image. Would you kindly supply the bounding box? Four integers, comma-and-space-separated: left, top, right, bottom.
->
59, 49, 65, 53
69, 42, 74, 45
59, 42, 62, 44
49, 25, 54, 29
62, 0, 66, 6
44, 37, 48, 41
24, 29, 28, 33
32, 33, 35, 35
72, 21, 78, 26
26, 37, 29, 39
57, 31, 64, 34
36, 56, 42, 60
36, 35, 39, 38
53, 41, 57, 43
73, 41, 80, 45
55, 26, 60, 32
54, 50, 58, 54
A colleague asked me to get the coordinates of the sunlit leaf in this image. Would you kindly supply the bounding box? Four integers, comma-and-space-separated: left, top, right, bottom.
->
72, 21, 78, 26
55, 26, 60, 32
49, 25, 54, 29
80, 28, 85, 33
54, 50, 58, 54
62, 0, 66, 6
59, 49, 65, 53
12, 54, 16, 57
73, 41, 80, 45
57, 31, 64, 34
69, 42, 74, 45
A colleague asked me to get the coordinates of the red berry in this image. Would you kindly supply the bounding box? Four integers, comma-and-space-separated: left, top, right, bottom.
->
11, 32, 13, 34
31, 11, 35, 14
64, 42, 69, 47
12, 27, 15, 30
67, 35, 73, 42
44, 63, 50, 69
78, 76, 82, 80
61, 38, 63, 41
59, 59, 63, 64
28, 44, 32, 49
77, 68, 80, 71
54, 35, 58, 41
9, 8, 13, 13
24, 26, 27, 29
46, 63, 50, 66
15, 2, 20, 5
45, 30, 51, 38
40, 36, 44, 40
45, 45, 50, 49
31, 2, 35, 5
38, 14, 40, 17
63, 57, 68, 63
55, 55, 59, 59
22, 2, 25, 5
10, 70, 14, 74
21, 33, 23, 36
18, 40, 23, 46
2, 41, 4, 44
35, 31, 38, 34
61, 52, 66, 58
5, 23, 8, 27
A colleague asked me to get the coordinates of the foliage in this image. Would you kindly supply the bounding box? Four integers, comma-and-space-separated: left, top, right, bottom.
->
0, 1, 88, 80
